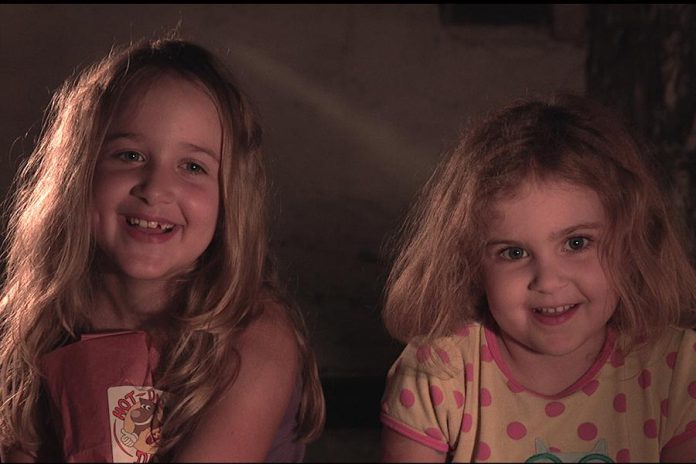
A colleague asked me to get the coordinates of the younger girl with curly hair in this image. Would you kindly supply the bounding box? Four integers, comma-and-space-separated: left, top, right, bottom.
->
381, 94, 696, 462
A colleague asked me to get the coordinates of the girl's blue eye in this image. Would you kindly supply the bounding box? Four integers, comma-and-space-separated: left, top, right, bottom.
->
566, 237, 588, 251
500, 247, 528, 260
117, 151, 144, 162
182, 162, 206, 174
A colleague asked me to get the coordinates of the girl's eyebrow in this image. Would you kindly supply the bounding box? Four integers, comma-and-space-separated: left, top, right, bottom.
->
485, 238, 522, 248
104, 132, 142, 143
548, 222, 604, 240
180, 142, 220, 161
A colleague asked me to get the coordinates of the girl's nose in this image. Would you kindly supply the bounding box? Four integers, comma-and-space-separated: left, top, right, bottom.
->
528, 257, 567, 293
131, 164, 175, 205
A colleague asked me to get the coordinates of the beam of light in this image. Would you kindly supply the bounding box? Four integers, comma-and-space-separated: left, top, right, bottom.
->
223, 43, 434, 203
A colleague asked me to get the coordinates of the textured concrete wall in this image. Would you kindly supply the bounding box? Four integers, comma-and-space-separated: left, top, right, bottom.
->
0, 4, 585, 378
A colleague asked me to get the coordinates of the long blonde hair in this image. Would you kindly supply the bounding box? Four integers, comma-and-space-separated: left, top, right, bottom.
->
383, 94, 696, 347
0, 37, 324, 457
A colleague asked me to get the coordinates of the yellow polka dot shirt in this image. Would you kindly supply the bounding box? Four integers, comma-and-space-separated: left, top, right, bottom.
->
381, 323, 696, 462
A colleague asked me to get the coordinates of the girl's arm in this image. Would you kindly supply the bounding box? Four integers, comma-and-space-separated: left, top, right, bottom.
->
661, 436, 696, 462
381, 427, 446, 463
173, 302, 300, 462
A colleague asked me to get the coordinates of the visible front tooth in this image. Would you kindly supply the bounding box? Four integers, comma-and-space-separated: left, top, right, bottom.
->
536, 304, 574, 314
127, 217, 176, 231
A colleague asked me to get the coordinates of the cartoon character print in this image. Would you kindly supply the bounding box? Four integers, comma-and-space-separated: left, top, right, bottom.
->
120, 396, 163, 456
109, 386, 165, 463
525, 438, 614, 463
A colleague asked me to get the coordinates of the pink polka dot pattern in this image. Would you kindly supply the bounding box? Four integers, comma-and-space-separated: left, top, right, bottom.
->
616, 448, 630, 462
545, 401, 565, 417
610, 349, 625, 367
430, 385, 444, 406
475, 441, 491, 461
480, 388, 492, 407
638, 369, 652, 389
689, 381, 696, 399
582, 379, 599, 396
661, 399, 669, 417
453, 390, 464, 408
416, 345, 431, 363
435, 348, 450, 364
462, 413, 473, 433
465, 363, 474, 382
644, 419, 657, 438
666, 351, 677, 369
400, 389, 415, 408
578, 422, 598, 441
613, 393, 626, 413
507, 422, 527, 440
507, 380, 525, 393
549, 447, 561, 453
481, 344, 493, 362
456, 326, 470, 337
425, 427, 444, 441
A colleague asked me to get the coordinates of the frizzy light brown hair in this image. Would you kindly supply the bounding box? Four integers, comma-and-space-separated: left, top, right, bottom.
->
383, 93, 696, 347
0, 37, 324, 457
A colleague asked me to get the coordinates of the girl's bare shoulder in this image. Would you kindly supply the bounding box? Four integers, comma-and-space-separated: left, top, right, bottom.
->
174, 297, 301, 461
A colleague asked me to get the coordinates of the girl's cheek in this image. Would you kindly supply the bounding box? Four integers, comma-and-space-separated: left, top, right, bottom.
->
89, 206, 100, 232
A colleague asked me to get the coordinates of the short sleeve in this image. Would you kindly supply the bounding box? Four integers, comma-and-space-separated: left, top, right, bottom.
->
380, 336, 466, 453
661, 329, 696, 449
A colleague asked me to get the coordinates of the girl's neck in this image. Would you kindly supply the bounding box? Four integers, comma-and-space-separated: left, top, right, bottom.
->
491, 325, 610, 397
92, 273, 173, 332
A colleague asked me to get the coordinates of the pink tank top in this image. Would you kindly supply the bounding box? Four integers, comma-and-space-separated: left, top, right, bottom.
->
40, 331, 306, 462
265, 377, 305, 462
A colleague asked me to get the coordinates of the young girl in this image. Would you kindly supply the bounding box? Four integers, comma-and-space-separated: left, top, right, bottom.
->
380, 94, 696, 462
0, 37, 324, 462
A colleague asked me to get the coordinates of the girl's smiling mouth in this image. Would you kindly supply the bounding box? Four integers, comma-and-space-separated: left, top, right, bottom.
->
533, 303, 577, 315
531, 303, 580, 325
122, 215, 179, 242
126, 216, 175, 233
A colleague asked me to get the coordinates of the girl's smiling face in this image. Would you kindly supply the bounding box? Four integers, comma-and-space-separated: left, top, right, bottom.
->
481, 179, 618, 362
92, 74, 222, 282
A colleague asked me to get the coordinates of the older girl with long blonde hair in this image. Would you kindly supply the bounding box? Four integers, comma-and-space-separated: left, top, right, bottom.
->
380, 94, 696, 462
0, 37, 324, 461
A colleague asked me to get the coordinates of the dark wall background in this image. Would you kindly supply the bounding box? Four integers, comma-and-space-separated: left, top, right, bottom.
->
586, 5, 696, 255
5, 4, 660, 461
0, 1, 585, 372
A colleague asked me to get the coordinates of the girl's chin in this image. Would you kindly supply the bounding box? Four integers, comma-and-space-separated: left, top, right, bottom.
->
98, 261, 191, 283
92, 249, 199, 283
